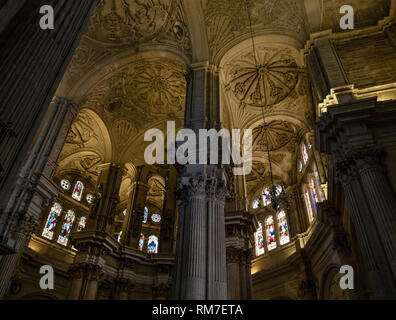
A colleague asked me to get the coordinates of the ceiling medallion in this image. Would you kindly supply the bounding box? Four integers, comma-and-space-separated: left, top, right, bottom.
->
253, 121, 294, 152
226, 49, 299, 108
86, 0, 177, 45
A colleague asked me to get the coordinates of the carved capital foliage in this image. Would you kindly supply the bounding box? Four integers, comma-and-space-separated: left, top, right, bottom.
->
69, 263, 104, 281
226, 247, 243, 264
176, 174, 206, 202
335, 145, 385, 186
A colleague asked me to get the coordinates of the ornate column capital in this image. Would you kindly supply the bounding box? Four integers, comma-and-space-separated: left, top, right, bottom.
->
226, 247, 242, 264
177, 174, 206, 203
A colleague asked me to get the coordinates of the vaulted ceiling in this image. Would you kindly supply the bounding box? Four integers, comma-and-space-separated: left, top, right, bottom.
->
54, 0, 393, 195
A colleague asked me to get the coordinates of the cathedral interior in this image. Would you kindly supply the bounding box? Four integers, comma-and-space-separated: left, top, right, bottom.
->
0, 0, 396, 301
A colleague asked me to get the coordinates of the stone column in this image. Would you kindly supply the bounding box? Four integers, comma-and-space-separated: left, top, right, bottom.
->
175, 174, 207, 300
159, 170, 177, 255
239, 254, 247, 300
0, 97, 77, 298
245, 251, 253, 300
86, 163, 123, 234
336, 158, 396, 299
226, 247, 241, 300
316, 97, 396, 299
206, 176, 227, 299
354, 148, 396, 279
0, 0, 98, 247
173, 62, 228, 300
121, 176, 149, 249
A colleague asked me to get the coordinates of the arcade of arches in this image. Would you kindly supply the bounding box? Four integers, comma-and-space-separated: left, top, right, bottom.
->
1, 0, 396, 300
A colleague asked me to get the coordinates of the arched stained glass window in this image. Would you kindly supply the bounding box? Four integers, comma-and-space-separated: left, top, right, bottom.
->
77, 216, 87, 232
57, 210, 75, 246
138, 234, 144, 251
122, 209, 127, 216
309, 177, 319, 212
298, 161, 303, 172
252, 199, 260, 209
117, 231, 122, 242
265, 216, 277, 251
143, 206, 148, 223
277, 211, 290, 245
255, 222, 265, 256
314, 166, 326, 201
72, 181, 84, 201
147, 235, 158, 254
301, 143, 309, 164
42, 203, 62, 240
262, 188, 271, 207
304, 190, 315, 223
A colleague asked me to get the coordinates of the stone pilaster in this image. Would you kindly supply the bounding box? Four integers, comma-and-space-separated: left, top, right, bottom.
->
226, 247, 241, 300
159, 171, 177, 255
67, 264, 104, 300
121, 170, 149, 248
0, 97, 77, 298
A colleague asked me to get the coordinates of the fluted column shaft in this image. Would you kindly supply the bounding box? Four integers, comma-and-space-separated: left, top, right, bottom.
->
0, 1, 98, 219
356, 152, 396, 280
180, 180, 206, 300
207, 181, 227, 299
337, 160, 396, 299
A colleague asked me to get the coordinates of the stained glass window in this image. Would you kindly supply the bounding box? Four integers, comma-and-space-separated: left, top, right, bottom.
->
123, 209, 127, 216
314, 167, 325, 201
298, 161, 303, 172
42, 203, 62, 240
265, 216, 277, 251
262, 188, 271, 207
117, 231, 122, 242
147, 235, 158, 254
304, 190, 315, 223
151, 214, 161, 223
86, 194, 93, 204
252, 199, 260, 209
255, 222, 265, 256
301, 143, 309, 164
277, 211, 290, 245
138, 234, 144, 251
309, 177, 319, 212
143, 206, 148, 223
57, 210, 75, 246
72, 181, 84, 201
77, 216, 86, 232
60, 179, 71, 190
